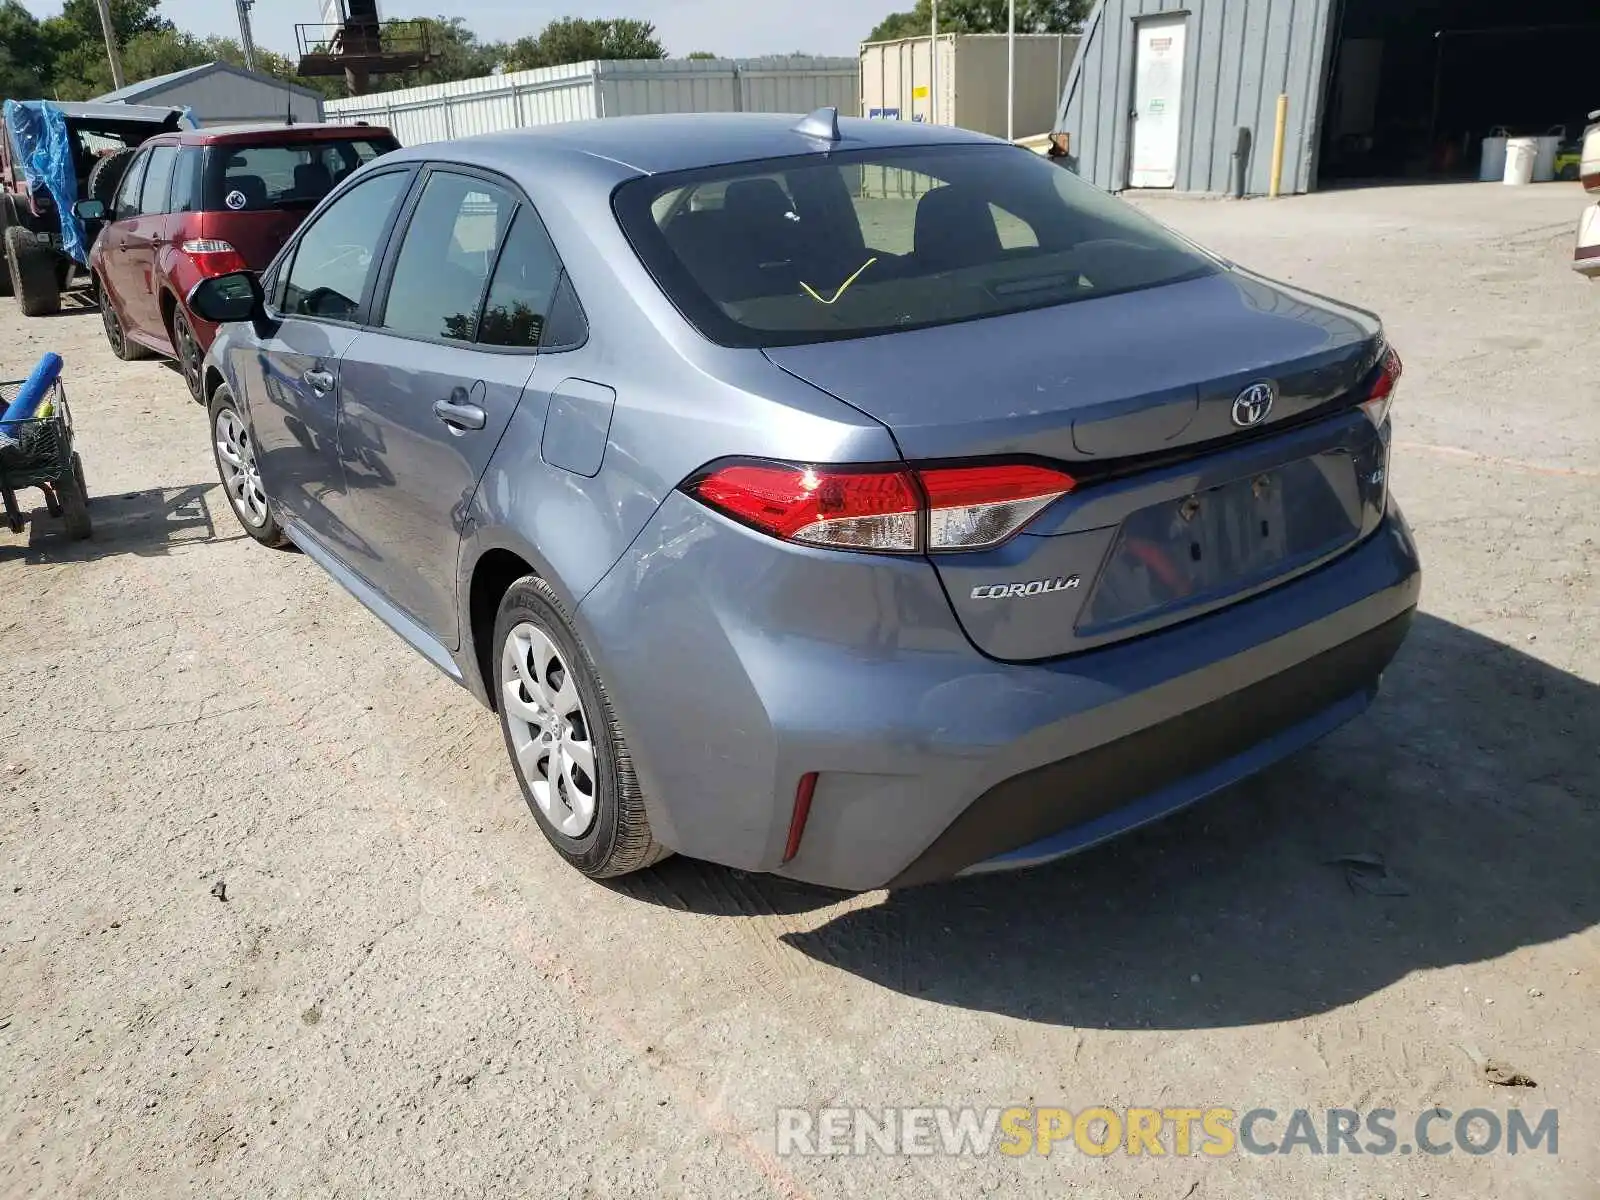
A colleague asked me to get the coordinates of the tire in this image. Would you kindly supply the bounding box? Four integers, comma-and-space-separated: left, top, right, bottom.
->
171, 306, 205, 402
208, 382, 288, 548
5, 225, 60, 317
0, 196, 14, 298
493, 575, 669, 879
61, 452, 91, 540
85, 148, 137, 210
97, 276, 150, 360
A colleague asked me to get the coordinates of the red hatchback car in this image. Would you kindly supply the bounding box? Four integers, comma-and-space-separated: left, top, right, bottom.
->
79, 122, 398, 399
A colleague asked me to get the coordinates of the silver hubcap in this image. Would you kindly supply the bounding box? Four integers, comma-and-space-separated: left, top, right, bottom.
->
215, 407, 268, 528
501, 622, 597, 838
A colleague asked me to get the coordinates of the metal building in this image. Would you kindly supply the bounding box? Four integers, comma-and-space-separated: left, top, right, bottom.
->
1056, 0, 1599, 196
95, 62, 324, 126
324, 57, 859, 146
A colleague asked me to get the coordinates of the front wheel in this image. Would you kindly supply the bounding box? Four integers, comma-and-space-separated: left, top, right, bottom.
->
209, 384, 287, 548
494, 575, 669, 879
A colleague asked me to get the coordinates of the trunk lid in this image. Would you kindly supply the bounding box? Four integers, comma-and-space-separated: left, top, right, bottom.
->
203, 207, 312, 272
765, 270, 1389, 660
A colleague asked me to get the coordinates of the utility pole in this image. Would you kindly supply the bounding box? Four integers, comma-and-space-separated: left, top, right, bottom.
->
929, 0, 937, 125
1006, 0, 1015, 140
94, 0, 125, 91
235, 0, 259, 72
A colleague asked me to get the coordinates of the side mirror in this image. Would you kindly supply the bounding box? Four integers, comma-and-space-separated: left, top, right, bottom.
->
74, 199, 106, 220
187, 272, 263, 324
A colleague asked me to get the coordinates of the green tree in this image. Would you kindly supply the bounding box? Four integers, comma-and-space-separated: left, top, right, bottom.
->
0, 1, 49, 100
505, 18, 666, 70
358, 16, 503, 92
868, 0, 1087, 42
685, 51, 719, 60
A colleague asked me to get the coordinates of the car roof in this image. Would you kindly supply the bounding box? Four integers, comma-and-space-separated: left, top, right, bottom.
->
399, 111, 1001, 178
140, 122, 395, 147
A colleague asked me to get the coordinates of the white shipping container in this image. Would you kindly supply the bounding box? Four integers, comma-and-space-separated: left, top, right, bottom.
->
325, 57, 858, 146
859, 33, 1079, 140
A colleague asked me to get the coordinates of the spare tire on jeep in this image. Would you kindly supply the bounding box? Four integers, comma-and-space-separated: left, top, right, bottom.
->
85, 147, 138, 210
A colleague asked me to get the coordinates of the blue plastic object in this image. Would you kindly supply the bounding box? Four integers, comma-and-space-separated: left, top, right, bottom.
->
0, 353, 64, 438
2, 100, 88, 265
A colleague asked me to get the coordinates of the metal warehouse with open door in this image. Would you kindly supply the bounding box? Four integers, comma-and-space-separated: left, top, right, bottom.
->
1055, 0, 1598, 195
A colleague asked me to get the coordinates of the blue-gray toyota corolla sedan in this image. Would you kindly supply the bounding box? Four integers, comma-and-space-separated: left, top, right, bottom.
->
191, 110, 1420, 891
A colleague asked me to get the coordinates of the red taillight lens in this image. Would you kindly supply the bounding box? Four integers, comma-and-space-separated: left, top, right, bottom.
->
179, 239, 250, 278
1361, 344, 1402, 427
920, 463, 1075, 551
690, 462, 920, 551
687, 459, 1074, 554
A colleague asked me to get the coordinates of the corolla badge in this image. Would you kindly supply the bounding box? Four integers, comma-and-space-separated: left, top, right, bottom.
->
971, 576, 1080, 600
1231, 381, 1276, 427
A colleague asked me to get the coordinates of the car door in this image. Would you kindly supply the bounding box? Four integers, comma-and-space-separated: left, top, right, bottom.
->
120, 142, 178, 345
333, 168, 545, 646
98, 149, 148, 314
244, 166, 414, 558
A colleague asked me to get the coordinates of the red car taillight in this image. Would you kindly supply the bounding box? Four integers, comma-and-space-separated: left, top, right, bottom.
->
179, 239, 250, 278
1361, 344, 1402, 428
686, 460, 1075, 554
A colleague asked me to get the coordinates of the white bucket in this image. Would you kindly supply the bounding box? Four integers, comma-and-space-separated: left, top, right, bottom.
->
1480, 129, 1510, 181
1533, 125, 1566, 182
1503, 137, 1537, 186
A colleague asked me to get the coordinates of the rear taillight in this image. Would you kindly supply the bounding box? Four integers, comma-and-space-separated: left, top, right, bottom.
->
686, 460, 1075, 554
1361, 344, 1402, 428
690, 462, 920, 552
920, 464, 1075, 550
179, 239, 250, 278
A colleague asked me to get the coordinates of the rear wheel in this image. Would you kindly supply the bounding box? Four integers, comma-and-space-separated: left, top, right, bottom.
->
98, 278, 149, 360
171, 307, 205, 402
209, 383, 287, 548
0, 198, 16, 298
494, 575, 669, 879
5, 225, 60, 317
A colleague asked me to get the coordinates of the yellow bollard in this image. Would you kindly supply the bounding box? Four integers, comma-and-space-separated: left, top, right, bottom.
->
1268, 93, 1289, 198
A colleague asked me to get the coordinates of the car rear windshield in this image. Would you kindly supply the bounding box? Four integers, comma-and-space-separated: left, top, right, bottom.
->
205, 137, 397, 212
613, 144, 1219, 349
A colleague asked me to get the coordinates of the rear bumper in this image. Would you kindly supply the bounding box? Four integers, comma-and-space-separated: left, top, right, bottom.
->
900, 608, 1409, 884
577, 494, 1422, 892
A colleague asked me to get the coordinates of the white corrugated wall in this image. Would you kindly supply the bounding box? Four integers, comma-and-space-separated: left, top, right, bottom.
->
323, 62, 597, 145
325, 57, 858, 144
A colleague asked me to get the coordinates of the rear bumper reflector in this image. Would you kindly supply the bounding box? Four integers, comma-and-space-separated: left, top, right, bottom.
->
782, 772, 819, 863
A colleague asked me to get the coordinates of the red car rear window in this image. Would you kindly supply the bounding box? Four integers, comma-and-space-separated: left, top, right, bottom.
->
205, 137, 397, 212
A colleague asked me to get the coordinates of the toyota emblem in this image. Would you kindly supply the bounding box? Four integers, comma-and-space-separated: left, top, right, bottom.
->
1231, 381, 1276, 428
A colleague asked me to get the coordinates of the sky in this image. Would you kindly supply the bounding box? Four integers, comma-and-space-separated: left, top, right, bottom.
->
18, 1, 910, 58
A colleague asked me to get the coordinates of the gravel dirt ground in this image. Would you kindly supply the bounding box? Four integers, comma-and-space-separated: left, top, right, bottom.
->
2, 181, 1598, 1200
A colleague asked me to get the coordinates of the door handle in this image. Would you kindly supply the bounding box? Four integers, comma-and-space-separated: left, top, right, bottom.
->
432, 396, 486, 431
302, 369, 335, 393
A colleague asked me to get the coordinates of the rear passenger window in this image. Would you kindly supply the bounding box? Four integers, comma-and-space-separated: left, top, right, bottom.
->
171, 147, 204, 213
477, 207, 566, 349
138, 145, 177, 215
382, 172, 515, 342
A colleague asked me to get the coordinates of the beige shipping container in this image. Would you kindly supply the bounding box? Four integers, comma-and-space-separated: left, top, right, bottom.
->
859, 33, 1079, 139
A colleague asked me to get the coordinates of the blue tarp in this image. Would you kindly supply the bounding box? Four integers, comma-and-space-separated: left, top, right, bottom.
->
2, 100, 88, 265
